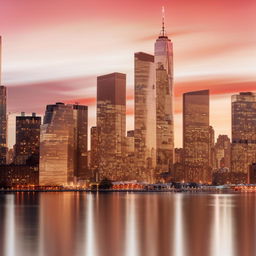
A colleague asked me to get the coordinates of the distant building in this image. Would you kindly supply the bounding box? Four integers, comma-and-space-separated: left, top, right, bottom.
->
214, 135, 231, 170
183, 90, 211, 183
231, 92, 256, 174
40, 103, 88, 185
0, 38, 7, 165
14, 112, 41, 165
90, 126, 100, 171
155, 19, 174, 173
134, 52, 156, 172
0, 86, 7, 165
97, 73, 126, 180
0, 164, 39, 186
212, 170, 248, 185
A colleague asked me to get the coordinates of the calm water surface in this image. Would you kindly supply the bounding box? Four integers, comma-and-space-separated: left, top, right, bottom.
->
0, 192, 256, 256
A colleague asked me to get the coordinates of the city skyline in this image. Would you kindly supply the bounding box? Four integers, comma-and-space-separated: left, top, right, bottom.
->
1, 0, 255, 148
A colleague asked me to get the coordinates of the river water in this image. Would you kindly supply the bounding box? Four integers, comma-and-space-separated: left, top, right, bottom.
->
0, 192, 255, 256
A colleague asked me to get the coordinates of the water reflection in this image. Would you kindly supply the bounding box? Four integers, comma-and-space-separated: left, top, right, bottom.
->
1, 192, 256, 256
211, 195, 235, 256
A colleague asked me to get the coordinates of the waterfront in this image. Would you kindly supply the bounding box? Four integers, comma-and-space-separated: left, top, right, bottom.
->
0, 192, 256, 256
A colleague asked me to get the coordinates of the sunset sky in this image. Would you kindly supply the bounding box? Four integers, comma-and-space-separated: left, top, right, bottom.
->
0, 0, 255, 148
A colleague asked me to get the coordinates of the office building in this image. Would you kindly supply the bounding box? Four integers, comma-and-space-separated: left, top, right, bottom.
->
40, 103, 88, 185
134, 52, 156, 171
183, 90, 211, 183
231, 92, 256, 174
14, 112, 41, 165
0, 37, 7, 164
97, 73, 126, 180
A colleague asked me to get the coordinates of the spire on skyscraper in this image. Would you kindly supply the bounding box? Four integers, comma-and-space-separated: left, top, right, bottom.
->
161, 6, 166, 37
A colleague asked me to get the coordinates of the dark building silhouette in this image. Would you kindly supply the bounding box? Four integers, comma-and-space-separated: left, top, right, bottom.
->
183, 90, 211, 183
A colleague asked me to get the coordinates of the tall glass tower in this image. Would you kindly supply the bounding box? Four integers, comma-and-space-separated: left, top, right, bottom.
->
154, 9, 174, 173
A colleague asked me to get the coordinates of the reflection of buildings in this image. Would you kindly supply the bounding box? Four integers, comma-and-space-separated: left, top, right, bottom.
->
97, 73, 126, 180
40, 102, 88, 185
214, 135, 231, 170
134, 52, 156, 173
183, 90, 211, 183
14, 112, 41, 165
231, 92, 256, 174
154, 20, 174, 173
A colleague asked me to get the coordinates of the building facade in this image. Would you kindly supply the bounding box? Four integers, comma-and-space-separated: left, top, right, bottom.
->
40, 103, 88, 185
231, 92, 256, 174
154, 22, 174, 173
214, 135, 231, 170
134, 52, 156, 173
97, 73, 126, 180
0, 86, 7, 165
14, 112, 41, 165
183, 90, 211, 183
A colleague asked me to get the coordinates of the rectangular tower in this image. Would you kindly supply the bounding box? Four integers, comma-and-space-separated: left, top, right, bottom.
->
15, 112, 41, 165
134, 52, 156, 175
0, 37, 7, 165
97, 72, 126, 180
154, 27, 174, 174
231, 92, 256, 174
40, 102, 88, 185
183, 90, 211, 183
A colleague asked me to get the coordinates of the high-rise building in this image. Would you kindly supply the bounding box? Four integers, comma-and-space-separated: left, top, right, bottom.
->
214, 135, 231, 170
0, 37, 7, 165
96, 73, 126, 180
183, 90, 211, 183
154, 14, 174, 173
0, 86, 7, 165
14, 112, 41, 165
231, 92, 256, 174
134, 52, 156, 171
40, 103, 88, 185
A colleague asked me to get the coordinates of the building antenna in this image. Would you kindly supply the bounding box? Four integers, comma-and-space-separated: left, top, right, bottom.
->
161, 6, 165, 36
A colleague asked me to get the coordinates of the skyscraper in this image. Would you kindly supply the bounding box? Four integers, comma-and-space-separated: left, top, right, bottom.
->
40, 103, 88, 185
14, 112, 41, 165
183, 90, 211, 183
0, 37, 7, 165
97, 72, 126, 180
154, 11, 174, 173
231, 92, 256, 174
134, 52, 156, 172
